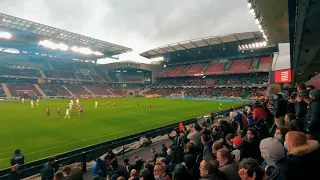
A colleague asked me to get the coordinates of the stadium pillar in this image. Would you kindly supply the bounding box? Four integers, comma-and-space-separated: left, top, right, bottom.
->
81, 152, 87, 173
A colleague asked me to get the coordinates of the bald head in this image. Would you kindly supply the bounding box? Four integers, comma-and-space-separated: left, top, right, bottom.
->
285, 131, 307, 149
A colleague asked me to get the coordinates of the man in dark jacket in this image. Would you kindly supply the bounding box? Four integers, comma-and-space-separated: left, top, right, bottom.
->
287, 95, 296, 114
11, 149, 24, 166
273, 93, 287, 127
183, 154, 200, 180
285, 131, 320, 180
217, 149, 241, 180
201, 134, 214, 159
295, 93, 308, 131
109, 159, 129, 179
199, 158, 227, 180
306, 89, 320, 141
133, 156, 145, 171
40, 157, 57, 180
61, 165, 84, 180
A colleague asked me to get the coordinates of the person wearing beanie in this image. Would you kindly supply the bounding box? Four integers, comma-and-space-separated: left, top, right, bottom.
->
10, 149, 24, 166
259, 138, 289, 179
306, 89, 320, 141
173, 164, 191, 180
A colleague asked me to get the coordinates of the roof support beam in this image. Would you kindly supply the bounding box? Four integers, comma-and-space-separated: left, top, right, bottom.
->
189, 41, 199, 48
178, 43, 188, 50
168, 45, 178, 51
202, 39, 211, 45
159, 47, 168, 53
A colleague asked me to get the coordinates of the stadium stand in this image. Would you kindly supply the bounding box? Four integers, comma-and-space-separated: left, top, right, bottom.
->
0, 66, 42, 77
39, 84, 71, 96
256, 57, 272, 71
228, 59, 252, 73
75, 73, 93, 81
165, 65, 186, 77
0, 86, 5, 97
64, 84, 90, 96
204, 62, 226, 75
49, 61, 77, 72
182, 63, 206, 76
7, 83, 41, 98
84, 84, 113, 95
43, 70, 77, 79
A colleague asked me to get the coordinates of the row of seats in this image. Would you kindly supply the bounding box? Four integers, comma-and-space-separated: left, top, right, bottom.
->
0, 67, 41, 77
164, 57, 272, 77
7, 83, 42, 97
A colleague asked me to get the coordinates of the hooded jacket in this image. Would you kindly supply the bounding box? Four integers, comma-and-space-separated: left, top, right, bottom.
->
219, 161, 241, 180
253, 104, 266, 121
11, 149, 24, 166
273, 97, 287, 118
286, 140, 320, 180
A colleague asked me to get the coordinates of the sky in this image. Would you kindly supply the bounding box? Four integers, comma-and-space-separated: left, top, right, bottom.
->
0, 0, 290, 69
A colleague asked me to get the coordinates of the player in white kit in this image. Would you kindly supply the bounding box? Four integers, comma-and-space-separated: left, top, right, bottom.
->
64, 108, 71, 119
30, 100, 34, 108
71, 99, 74, 106
94, 101, 98, 108
69, 102, 73, 111
21, 98, 24, 104
76, 98, 79, 105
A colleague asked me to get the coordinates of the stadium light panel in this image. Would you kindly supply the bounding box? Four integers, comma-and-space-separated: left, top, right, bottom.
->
250, 9, 255, 14
78, 47, 93, 55
94, 51, 104, 56
255, 43, 259, 47
249, 44, 252, 48
248, 3, 252, 8
260, 29, 264, 33
255, 19, 260, 25
259, 42, 263, 47
263, 35, 267, 39
57, 43, 68, 51
258, 24, 262, 30
242, 45, 245, 49
0, 32, 12, 39
252, 43, 256, 48
71, 46, 79, 52
263, 41, 267, 46
245, 45, 249, 49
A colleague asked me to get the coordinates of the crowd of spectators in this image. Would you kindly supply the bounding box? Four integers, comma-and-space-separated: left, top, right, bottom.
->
76, 73, 93, 81
64, 84, 90, 96
0, 66, 42, 77
43, 70, 78, 79
39, 84, 71, 96
7, 83, 42, 97
7, 83, 320, 180
0, 86, 6, 97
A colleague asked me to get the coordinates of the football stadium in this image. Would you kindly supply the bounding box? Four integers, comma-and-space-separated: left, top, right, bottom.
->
1, 0, 320, 179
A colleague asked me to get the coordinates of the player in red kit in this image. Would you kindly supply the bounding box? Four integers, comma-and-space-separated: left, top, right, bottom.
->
78, 105, 83, 117
149, 103, 152, 111
46, 107, 51, 119
113, 102, 116, 110
57, 107, 61, 117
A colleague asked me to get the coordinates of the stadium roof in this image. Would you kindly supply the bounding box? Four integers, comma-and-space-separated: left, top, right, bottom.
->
140, 31, 265, 59
0, 13, 132, 59
249, 0, 289, 44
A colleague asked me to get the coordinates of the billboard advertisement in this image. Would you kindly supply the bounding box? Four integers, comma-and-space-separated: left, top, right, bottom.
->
270, 69, 292, 83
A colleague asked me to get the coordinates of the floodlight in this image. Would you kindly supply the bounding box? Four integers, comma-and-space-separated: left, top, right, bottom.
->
57, 43, 68, 51
0, 32, 12, 39
260, 29, 264, 33
258, 24, 262, 29
255, 19, 260, 25
252, 43, 256, 48
250, 9, 255, 14
248, 3, 252, 8
79, 47, 93, 55
245, 44, 249, 48
259, 42, 263, 47
255, 43, 259, 47
242, 45, 245, 49
94, 51, 103, 56
71, 46, 79, 52
262, 41, 267, 46
263, 35, 267, 39
249, 44, 252, 48
239, 46, 241, 50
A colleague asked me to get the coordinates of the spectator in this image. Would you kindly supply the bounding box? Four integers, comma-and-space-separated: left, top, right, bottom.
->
306, 89, 320, 141
201, 134, 214, 159
287, 95, 296, 114
151, 148, 159, 162
259, 138, 289, 179
225, 133, 236, 150
295, 92, 308, 131
284, 113, 301, 132
105, 149, 118, 168
40, 157, 57, 180
274, 126, 289, 144
218, 119, 235, 137
10, 149, 24, 166
245, 128, 261, 161
109, 159, 129, 179
199, 158, 227, 180
53, 171, 64, 180
273, 93, 287, 127
92, 158, 107, 177
133, 156, 145, 172
217, 149, 241, 180
116, 177, 125, 180
173, 132, 187, 150
231, 136, 246, 162
285, 131, 320, 179
184, 142, 196, 157
238, 158, 280, 180
211, 141, 224, 158
153, 162, 171, 180
183, 154, 200, 180
128, 169, 139, 180
297, 83, 308, 95
253, 102, 266, 121
139, 168, 154, 180
186, 124, 202, 148
61, 165, 83, 180
172, 164, 191, 180
306, 85, 315, 91
161, 144, 168, 157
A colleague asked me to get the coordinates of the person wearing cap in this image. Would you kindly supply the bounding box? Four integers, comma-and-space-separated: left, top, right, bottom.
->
10, 149, 24, 166
306, 89, 320, 141
231, 136, 248, 162
40, 157, 57, 180
273, 93, 287, 127
285, 131, 320, 179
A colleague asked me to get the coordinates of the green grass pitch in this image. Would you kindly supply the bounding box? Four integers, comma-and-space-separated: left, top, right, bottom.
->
0, 97, 241, 169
